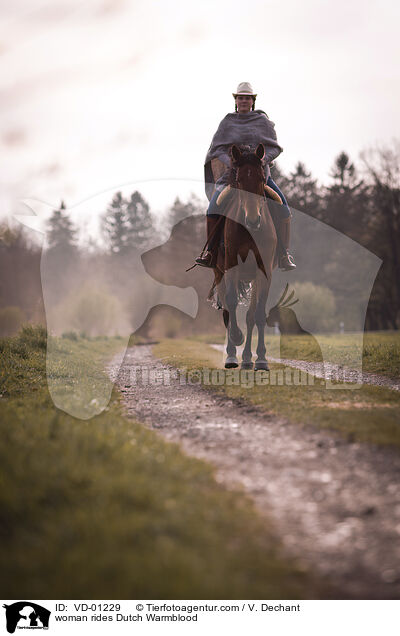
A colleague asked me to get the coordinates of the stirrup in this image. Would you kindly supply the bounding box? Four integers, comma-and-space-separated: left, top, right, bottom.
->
195, 251, 214, 268
279, 251, 296, 271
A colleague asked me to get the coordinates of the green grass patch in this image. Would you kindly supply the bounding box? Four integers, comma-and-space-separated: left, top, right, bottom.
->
362, 331, 400, 378
154, 339, 400, 449
0, 325, 127, 401
0, 326, 320, 599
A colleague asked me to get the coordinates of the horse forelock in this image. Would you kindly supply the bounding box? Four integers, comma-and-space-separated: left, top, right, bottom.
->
229, 148, 265, 189
235, 152, 262, 168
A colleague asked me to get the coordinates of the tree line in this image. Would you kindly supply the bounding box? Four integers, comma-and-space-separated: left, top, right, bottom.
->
272, 145, 400, 330
0, 144, 399, 335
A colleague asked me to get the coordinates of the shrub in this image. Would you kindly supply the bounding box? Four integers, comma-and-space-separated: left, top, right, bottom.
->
56, 286, 121, 337
18, 324, 47, 350
290, 282, 337, 333
61, 331, 79, 341
0, 306, 26, 337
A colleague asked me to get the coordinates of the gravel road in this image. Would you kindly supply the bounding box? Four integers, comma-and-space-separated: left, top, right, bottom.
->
106, 345, 400, 599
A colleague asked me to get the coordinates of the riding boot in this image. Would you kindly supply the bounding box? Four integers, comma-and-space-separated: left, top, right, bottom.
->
276, 217, 296, 270
195, 216, 223, 268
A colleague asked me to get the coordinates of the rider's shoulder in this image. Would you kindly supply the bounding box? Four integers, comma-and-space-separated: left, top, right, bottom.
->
215, 113, 233, 128
254, 109, 270, 119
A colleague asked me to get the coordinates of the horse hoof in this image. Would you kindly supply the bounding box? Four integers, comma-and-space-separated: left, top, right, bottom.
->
255, 360, 269, 371
229, 328, 244, 347
225, 356, 239, 369
241, 361, 253, 370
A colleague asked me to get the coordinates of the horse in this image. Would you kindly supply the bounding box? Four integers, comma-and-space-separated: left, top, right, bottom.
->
209, 143, 279, 370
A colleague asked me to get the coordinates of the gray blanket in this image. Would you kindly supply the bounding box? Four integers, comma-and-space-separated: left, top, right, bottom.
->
204, 110, 283, 200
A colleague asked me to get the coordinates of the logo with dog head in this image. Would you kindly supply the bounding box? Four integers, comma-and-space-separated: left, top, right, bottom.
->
3, 602, 50, 633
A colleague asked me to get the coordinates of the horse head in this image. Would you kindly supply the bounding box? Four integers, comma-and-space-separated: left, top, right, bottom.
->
231, 143, 266, 231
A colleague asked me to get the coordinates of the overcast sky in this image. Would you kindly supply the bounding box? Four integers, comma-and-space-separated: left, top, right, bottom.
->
1, 0, 399, 229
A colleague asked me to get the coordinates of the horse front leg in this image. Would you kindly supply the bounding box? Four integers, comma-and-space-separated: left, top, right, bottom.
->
242, 284, 257, 369
225, 272, 244, 347
225, 328, 238, 368
254, 272, 271, 371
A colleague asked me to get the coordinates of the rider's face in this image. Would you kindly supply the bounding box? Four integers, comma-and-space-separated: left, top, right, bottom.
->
235, 94, 254, 113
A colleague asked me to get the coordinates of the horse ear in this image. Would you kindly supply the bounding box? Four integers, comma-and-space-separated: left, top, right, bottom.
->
231, 145, 241, 161
256, 143, 265, 160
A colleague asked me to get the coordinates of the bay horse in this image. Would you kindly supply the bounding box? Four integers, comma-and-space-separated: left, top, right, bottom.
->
209, 143, 279, 370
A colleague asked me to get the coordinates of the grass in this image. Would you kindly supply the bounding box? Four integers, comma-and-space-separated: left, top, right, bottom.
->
154, 338, 400, 449
362, 331, 400, 377
0, 325, 321, 599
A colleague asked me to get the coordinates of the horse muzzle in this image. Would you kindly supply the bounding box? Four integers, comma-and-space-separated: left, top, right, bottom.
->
245, 215, 261, 231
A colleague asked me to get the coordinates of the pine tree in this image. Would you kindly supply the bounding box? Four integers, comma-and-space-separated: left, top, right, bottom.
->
126, 191, 154, 251
328, 152, 363, 195
166, 195, 203, 232
101, 192, 128, 254
43, 201, 79, 302
47, 200, 78, 253
324, 152, 365, 232
284, 162, 320, 212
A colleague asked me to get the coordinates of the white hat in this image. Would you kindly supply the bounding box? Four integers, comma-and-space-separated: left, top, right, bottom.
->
232, 82, 257, 97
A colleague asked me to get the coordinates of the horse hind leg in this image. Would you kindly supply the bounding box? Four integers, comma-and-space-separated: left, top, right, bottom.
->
254, 288, 269, 371
224, 312, 239, 367
223, 309, 239, 368
241, 287, 257, 370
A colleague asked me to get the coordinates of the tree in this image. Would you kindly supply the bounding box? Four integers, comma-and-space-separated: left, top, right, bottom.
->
284, 162, 321, 213
126, 191, 154, 251
0, 222, 41, 322
166, 195, 204, 232
323, 152, 365, 234
361, 144, 400, 329
101, 190, 156, 254
328, 152, 364, 195
101, 192, 128, 255
43, 201, 80, 302
47, 200, 78, 254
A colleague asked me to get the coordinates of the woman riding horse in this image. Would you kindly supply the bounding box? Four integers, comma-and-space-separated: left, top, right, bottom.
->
196, 81, 296, 271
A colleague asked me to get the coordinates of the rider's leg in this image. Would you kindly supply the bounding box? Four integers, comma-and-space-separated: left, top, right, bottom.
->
195, 189, 226, 268
266, 176, 296, 271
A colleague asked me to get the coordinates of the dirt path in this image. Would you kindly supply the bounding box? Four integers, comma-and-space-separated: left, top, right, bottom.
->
106, 345, 400, 599
211, 344, 400, 391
